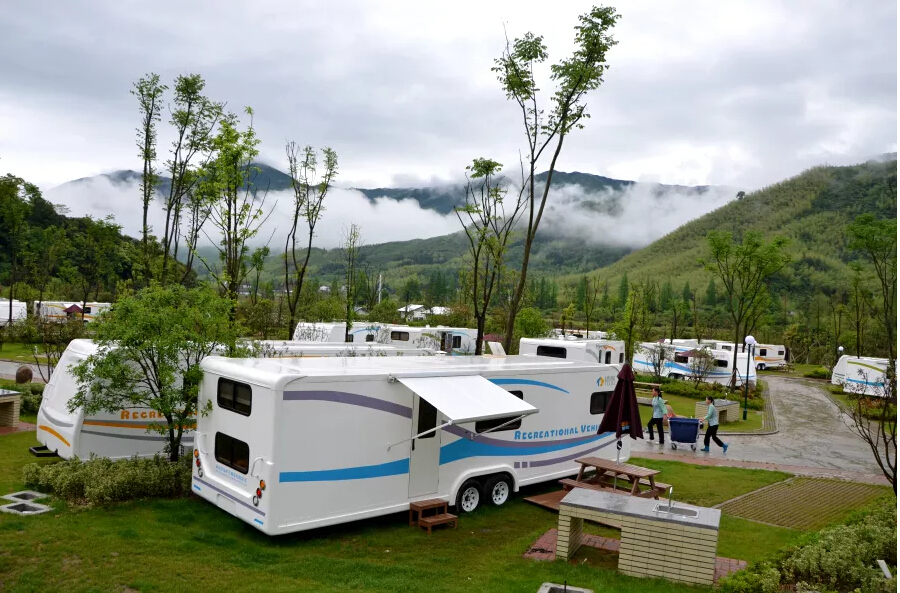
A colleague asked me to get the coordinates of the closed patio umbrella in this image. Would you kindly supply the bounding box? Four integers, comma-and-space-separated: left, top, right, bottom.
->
598, 363, 644, 487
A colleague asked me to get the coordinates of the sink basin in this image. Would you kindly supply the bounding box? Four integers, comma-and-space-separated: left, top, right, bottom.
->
654, 504, 699, 519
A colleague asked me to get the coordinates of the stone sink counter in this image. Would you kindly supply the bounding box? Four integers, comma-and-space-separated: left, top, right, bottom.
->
556, 488, 721, 585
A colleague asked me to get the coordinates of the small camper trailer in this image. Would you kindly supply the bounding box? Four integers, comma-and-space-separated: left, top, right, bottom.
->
34, 340, 441, 461
519, 337, 626, 365
191, 355, 624, 535
33, 301, 111, 322
711, 342, 787, 370
0, 299, 27, 326
633, 342, 756, 386
831, 355, 894, 397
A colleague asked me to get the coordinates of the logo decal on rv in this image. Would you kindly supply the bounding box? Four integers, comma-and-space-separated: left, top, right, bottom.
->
215, 464, 248, 485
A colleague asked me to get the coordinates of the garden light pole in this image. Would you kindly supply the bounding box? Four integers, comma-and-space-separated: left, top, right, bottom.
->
743, 335, 756, 421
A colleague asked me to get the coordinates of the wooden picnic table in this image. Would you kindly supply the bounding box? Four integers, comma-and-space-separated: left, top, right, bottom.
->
569, 456, 668, 499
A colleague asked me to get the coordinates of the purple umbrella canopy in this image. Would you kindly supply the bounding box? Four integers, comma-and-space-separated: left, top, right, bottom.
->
597, 363, 644, 440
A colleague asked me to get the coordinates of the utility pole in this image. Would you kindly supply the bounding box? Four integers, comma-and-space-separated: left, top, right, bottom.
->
377, 273, 382, 304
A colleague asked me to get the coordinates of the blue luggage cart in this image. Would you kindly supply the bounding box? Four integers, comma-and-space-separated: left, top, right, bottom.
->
668, 417, 701, 451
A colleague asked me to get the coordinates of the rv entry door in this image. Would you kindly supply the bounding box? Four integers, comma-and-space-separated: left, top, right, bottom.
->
408, 396, 441, 498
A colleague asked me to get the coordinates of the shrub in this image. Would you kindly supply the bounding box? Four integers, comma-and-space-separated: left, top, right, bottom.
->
0, 378, 45, 395
721, 500, 896, 593
803, 367, 829, 379
22, 454, 193, 504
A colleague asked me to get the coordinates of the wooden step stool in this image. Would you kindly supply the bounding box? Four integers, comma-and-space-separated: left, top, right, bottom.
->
409, 498, 457, 534
418, 513, 458, 534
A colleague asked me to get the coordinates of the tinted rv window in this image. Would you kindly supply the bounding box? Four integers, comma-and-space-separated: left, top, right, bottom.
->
536, 345, 567, 359
778, 350, 784, 356
346, 334, 354, 343
391, 331, 410, 341
604, 351, 612, 364
84, 306, 92, 314
674, 355, 689, 363
716, 360, 728, 368
590, 392, 611, 415
452, 335, 462, 348
619, 353, 624, 363
476, 391, 524, 433
416, 398, 438, 439
365, 334, 374, 342
214, 432, 250, 474
721, 345, 732, 351
217, 378, 252, 416
759, 348, 767, 356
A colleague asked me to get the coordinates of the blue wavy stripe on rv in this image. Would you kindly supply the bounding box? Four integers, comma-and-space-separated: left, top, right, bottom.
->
488, 378, 570, 393
846, 378, 885, 386
280, 457, 410, 482
278, 432, 614, 482
633, 359, 738, 378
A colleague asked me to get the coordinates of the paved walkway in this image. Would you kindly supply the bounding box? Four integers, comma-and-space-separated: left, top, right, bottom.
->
0, 421, 35, 436
0, 360, 44, 383
524, 528, 747, 583
633, 376, 888, 484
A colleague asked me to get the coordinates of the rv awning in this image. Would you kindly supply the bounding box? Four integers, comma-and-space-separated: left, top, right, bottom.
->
398, 375, 538, 424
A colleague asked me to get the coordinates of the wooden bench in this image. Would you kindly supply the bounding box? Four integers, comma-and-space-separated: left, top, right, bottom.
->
560, 476, 671, 499
418, 513, 458, 534
409, 498, 450, 526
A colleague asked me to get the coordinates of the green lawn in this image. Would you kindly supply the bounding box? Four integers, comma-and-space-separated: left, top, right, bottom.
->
0, 432, 828, 593
0, 341, 45, 364
637, 394, 765, 434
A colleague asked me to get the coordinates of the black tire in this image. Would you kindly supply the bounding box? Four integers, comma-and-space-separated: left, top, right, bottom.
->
757, 363, 765, 371
485, 474, 513, 507
455, 478, 482, 513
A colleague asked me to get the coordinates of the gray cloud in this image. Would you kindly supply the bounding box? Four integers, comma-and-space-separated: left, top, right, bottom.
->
0, 0, 895, 204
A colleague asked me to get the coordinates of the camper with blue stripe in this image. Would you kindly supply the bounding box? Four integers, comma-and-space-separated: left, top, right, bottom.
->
192, 355, 623, 535
632, 342, 756, 386
831, 355, 895, 397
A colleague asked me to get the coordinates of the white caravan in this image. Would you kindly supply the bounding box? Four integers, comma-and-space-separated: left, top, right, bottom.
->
292, 322, 376, 342
33, 301, 111, 322
712, 342, 787, 370
376, 325, 479, 355
0, 299, 27, 326
191, 355, 624, 535
633, 342, 757, 386
34, 340, 441, 461
831, 355, 894, 397
519, 337, 626, 365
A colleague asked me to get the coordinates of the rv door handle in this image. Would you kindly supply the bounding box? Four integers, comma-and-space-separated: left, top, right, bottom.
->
250, 456, 265, 477
197, 432, 208, 454
411, 439, 415, 451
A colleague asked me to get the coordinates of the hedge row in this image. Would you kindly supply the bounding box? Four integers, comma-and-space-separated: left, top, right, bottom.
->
22, 455, 193, 504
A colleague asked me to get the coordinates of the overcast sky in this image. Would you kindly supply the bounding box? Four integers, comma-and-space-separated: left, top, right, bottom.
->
1, 0, 896, 192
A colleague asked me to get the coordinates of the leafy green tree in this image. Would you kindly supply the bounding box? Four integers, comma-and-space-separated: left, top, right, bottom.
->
613, 286, 642, 364
284, 143, 338, 336
618, 272, 629, 306
73, 216, 122, 314
342, 224, 362, 341
681, 281, 692, 304
496, 5, 621, 352
455, 158, 525, 354
659, 280, 673, 312
514, 307, 548, 341
705, 278, 718, 307
131, 73, 166, 280
702, 231, 790, 389
0, 175, 33, 322
25, 226, 70, 306
70, 285, 239, 461
368, 298, 399, 324
847, 263, 872, 358
581, 276, 602, 336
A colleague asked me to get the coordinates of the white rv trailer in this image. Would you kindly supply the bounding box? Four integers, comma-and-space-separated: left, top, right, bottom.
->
0, 299, 27, 326
831, 355, 894, 397
711, 342, 787, 370
519, 337, 626, 365
376, 325, 479, 355
191, 355, 625, 535
35, 340, 441, 461
33, 300, 111, 322
633, 342, 757, 386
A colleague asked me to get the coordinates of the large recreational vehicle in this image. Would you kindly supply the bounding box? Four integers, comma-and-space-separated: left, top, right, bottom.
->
191, 355, 624, 535
519, 337, 626, 365
831, 355, 894, 397
0, 299, 27, 326
295, 321, 480, 355
633, 342, 757, 386
34, 340, 440, 461
33, 301, 111, 322
711, 342, 787, 370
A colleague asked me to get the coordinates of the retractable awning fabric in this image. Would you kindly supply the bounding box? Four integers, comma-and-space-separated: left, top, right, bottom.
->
398, 375, 538, 424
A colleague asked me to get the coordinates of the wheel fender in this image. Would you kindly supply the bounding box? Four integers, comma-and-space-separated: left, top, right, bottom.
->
449, 465, 518, 505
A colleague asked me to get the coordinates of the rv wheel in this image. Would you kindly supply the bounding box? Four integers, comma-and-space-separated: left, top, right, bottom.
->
756, 363, 765, 370
486, 475, 512, 506
456, 479, 481, 513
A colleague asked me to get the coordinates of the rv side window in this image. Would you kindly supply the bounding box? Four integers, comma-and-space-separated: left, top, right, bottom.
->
716, 360, 728, 368
416, 399, 438, 439
84, 306, 92, 314
217, 378, 252, 416
619, 353, 624, 363
391, 331, 410, 341
721, 345, 732, 351
590, 392, 611, 415
536, 345, 567, 359
759, 348, 767, 356
366, 334, 375, 343
476, 391, 524, 433
346, 334, 354, 343
778, 350, 784, 356
214, 432, 250, 474
604, 351, 611, 364
452, 335, 462, 348
674, 355, 689, 363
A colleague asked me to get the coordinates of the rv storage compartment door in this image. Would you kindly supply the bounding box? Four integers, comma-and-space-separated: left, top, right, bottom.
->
397, 375, 538, 424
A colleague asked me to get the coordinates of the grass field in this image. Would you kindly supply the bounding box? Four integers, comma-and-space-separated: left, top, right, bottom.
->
636, 394, 765, 434
0, 429, 806, 593
0, 341, 45, 364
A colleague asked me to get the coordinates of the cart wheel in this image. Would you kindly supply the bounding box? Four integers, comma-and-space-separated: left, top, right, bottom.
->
671, 443, 677, 450
691, 444, 697, 451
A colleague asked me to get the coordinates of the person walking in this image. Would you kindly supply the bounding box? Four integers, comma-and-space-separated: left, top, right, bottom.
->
701, 395, 728, 453
646, 386, 666, 445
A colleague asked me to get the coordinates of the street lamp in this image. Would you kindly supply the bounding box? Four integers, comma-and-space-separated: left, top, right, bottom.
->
743, 335, 756, 420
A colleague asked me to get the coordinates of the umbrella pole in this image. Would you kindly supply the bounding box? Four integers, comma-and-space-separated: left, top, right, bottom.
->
614, 438, 622, 490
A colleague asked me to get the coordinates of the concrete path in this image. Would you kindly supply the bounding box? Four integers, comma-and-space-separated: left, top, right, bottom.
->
0, 360, 43, 382
633, 376, 888, 484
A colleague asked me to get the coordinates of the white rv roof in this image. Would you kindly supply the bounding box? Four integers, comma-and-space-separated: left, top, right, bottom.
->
201, 354, 606, 389
398, 375, 538, 424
